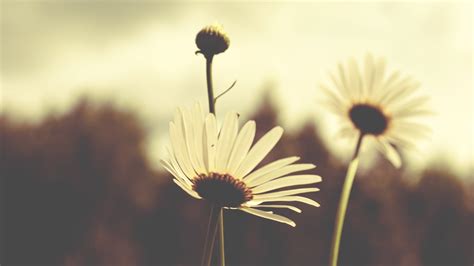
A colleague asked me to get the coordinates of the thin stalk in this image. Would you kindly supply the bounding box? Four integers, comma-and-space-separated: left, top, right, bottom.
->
218, 209, 225, 266
201, 204, 220, 266
205, 56, 216, 114
201, 54, 225, 266
329, 133, 364, 266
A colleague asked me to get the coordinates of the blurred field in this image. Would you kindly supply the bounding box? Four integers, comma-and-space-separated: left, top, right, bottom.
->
1, 95, 472, 266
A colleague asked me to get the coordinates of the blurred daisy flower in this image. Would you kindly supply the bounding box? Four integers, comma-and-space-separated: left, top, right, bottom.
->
320, 54, 431, 168
161, 104, 321, 227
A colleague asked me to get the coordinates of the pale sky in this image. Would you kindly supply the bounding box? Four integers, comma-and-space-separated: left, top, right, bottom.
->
1, 1, 473, 174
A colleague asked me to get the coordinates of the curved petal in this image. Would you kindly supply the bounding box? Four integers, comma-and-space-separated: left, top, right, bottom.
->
181, 107, 205, 174
173, 179, 201, 199
226, 120, 256, 175
239, 207, 296, 227
377, 138, 402, 168
252, 175, 322, 194
243, 156, 300, 182
169, 122, 196, 179
247, 163, 316, 188
253, 188, 320, 199
234, 126, 284, 179
191, 103, 207, 174
165, 146, 193, 186
215, 112, 239, 173
250, 204, 302, 213
203, 114, 218, 173
320, 82, 348, 108
348, 57, 363, 101
247, 196, 320, 207
390, 96, 430, 117
160, 158, 192, 186
380, 80, 420, 107
337, 62, 352, 99
363, 53, 375, 98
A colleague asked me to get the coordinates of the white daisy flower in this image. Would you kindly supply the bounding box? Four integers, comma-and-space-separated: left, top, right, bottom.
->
320, 54, 431, 168
161, 104, 322, 227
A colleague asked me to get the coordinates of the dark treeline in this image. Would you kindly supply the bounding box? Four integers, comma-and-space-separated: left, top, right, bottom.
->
1, 96, 473, 266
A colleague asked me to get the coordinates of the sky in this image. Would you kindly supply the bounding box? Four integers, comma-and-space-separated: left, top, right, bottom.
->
1, 1, 473, 174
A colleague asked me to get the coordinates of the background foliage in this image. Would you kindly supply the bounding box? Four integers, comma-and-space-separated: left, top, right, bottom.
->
1, 95, 473, 266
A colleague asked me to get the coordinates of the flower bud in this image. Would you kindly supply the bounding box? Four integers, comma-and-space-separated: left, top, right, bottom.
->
196, 24, 230, 58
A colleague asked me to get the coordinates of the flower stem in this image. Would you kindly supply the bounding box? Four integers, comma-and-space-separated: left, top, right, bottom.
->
205, 56, 216, 114
218, 208, 226, 266
329, 133, 364, 266
201, 204, 220, 266
201, 54, 225, 266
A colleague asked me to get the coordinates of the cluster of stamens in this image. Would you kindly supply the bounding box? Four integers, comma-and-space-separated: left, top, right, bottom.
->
349, 103, 390, 135
192, 172, 253, 207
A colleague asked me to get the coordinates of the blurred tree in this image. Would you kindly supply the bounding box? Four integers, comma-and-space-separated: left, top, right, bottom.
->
1, 99, 158, 265
1, 94, 472, 266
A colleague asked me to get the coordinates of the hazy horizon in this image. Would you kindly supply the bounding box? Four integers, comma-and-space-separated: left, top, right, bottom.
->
1, 1, 472, 173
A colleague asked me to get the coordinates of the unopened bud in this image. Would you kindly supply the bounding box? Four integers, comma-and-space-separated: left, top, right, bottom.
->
196, 24, 230, 58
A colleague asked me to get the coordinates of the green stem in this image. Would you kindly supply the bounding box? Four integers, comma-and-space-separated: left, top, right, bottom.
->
329, 133, 364, 266
218, 209, 225, 266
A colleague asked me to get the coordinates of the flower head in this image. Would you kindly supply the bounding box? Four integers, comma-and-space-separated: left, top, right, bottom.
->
320, 54, 431, 168
196, 24, 230, 58
161, 104, 321, 227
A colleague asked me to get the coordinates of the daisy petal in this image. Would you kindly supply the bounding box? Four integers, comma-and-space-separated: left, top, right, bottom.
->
392, 122, 432, 138
247, 163, 316, 188
234, 126, 284, 179
191, 103, 207, 174
385, 134, 416, 149
394, 108, 433, 119
169, 122, 196, 179
348, 57, 363, 100
160, 159, 178, 177
391, 96, 430, 117
226, 120, 256, 174
203, 114, 218, 173
321, 55, 430, 168
162, 105, 322, 216
381, 80, 421, 107
240, 207, 296, 227
329, 70, 345, 97
243, 156, 300, 182
375, 75, 411, 103
181, 107, 205, 174
173, 179, 201, 199
250, 204, 302, 213
320, 82, 347, 108
253, 188, 320, 199
248, 196, 320, 207
363, 53, 375, 98
165, 146, 194, 186
252, 175, 322, 194
160, 158, 191, 186
215, 112, 239, 172
377, 139, 402, 168
373, 70, 401, 101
